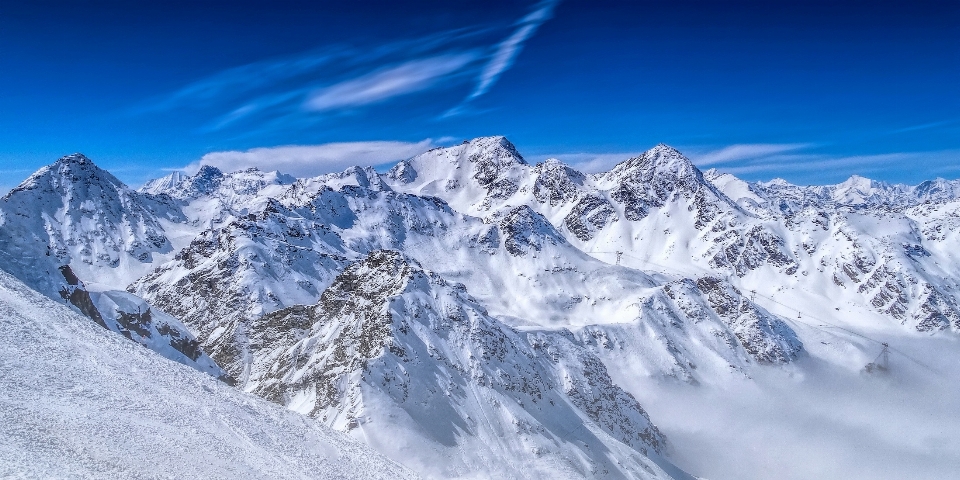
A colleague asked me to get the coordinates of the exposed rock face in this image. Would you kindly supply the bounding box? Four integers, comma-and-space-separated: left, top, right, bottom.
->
56, 265, 227, 380
496, 205, 566, 256
601, 144, 731, 224
468, 136, 527, 205
129, 209, 348, 382
564, 194, 618, 242
533, 159, 585, 206
680, 277, 802, 364
708, 224, 798, 276
58, 265, 107, 328
129, 182, 466, 383
242, 250, 676, 479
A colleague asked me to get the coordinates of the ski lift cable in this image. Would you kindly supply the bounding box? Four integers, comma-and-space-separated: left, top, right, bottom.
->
585, 248, 942, 374
870, 344, 889, 366
730, 284, 940, 373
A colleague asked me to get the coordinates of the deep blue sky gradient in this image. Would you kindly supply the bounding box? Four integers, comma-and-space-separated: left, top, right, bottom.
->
0, 0, 957, 188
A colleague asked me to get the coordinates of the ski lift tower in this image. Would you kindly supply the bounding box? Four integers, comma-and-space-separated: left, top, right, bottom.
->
863, 342, 890, 374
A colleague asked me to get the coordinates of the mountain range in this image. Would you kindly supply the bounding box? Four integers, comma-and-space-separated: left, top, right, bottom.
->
2, 136, 959, 478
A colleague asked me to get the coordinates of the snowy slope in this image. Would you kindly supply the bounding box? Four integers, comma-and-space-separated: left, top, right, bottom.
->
0, 268, 416, 479
244, 250, 689, 479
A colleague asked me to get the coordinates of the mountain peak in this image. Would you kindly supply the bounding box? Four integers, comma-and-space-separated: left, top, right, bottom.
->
139, 164, 227, 198
139, 171, 187, 196
839, 174, 871, 185
12, 152, 126, 195
762, 178, 793, 187
467, 134, 510, 145
51, 153, 111, 177
464, 135, 526, 165
607, 143, 699, 181
192, 164, 226, 189
650, 142, 684, 156
56, 153, 94, 166
645, 143, 693, 167
196, 165, 224, 177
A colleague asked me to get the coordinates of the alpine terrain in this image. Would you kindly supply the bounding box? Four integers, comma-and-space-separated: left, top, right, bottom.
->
2, 136, 959, 479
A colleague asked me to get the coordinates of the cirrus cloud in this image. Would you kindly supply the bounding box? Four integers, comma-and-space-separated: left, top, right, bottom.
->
138, 2, 561, 133
468, 0, 560, 101
304, 54, 479, 112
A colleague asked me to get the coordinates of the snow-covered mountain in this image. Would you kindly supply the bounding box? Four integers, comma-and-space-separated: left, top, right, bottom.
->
385, 137, 960, 333
705, 170, 960, 214
0, 154, 181, 292
0, 268, 414, 479
244, 250, 685, 479
704, 168, 960, 332
385, 138, 798, 278
130, 159, 802, 389
4, 138, 960, 478
0, 154, 225, 379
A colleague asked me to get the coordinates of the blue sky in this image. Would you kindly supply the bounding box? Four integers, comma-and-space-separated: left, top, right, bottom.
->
0, 0, 957, 191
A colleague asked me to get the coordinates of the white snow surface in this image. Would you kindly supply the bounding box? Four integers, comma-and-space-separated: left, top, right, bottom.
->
0, 269, 416, 480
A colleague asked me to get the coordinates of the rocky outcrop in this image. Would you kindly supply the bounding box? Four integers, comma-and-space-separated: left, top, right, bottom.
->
242, 250, 677, 478
495, 205, 566, 256
664, 277, 803, 364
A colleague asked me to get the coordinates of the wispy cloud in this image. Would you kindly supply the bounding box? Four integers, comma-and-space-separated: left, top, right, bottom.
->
889, 118, 960, 134
138, 3, 559, 132
689, 143, 811, 167
716, 153, 908, 176
688, 145, 960, 185
138, 51, 339, 113
139, 28, 488, 115
304, 54, 479, 112
187, 139, 439, 178
469, 0, 559, 101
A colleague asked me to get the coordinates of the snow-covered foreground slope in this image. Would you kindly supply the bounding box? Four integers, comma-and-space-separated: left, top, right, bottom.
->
0, 269, 415, 479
